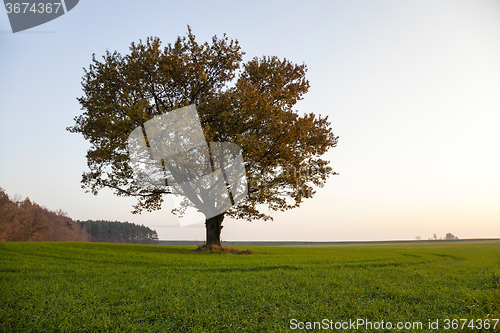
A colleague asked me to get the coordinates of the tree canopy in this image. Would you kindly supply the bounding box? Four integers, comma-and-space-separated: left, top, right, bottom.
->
68, 27, 338, 246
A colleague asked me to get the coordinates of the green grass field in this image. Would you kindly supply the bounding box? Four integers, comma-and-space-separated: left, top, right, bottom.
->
1, 241, 499, 332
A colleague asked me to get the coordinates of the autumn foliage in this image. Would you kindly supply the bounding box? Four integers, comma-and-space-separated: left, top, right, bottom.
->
0, 187, 90, 242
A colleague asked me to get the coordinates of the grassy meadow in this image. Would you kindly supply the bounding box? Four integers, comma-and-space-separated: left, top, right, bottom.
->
1, 240, 499, 332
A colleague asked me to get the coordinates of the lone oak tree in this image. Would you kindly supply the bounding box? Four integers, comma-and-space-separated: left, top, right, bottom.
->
68, 28, 338, 247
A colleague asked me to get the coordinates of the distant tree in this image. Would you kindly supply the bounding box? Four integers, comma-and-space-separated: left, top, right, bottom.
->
415, 236, 421, 241
68, 27, 338, 247
445, 233, 458, 240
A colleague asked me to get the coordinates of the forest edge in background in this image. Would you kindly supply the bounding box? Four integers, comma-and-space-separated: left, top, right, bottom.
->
0, 187, 158, 244
77, 220, 158, 244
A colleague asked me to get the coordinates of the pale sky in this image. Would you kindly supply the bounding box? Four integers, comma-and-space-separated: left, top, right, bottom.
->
1, 0, 499, 241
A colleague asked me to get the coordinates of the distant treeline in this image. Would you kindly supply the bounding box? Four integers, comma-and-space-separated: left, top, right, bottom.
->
0, 187, 90, 242
77, 220, 158, 244
0, 187, 158, 244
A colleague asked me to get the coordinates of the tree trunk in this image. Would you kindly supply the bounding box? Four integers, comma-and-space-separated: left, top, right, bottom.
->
205, 213, 225, 247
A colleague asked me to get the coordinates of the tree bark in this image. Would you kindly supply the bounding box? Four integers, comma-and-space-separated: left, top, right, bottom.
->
205, 213, 224, 247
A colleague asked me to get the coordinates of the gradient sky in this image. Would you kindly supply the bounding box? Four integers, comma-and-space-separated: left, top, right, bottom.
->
1, 0, 499, 241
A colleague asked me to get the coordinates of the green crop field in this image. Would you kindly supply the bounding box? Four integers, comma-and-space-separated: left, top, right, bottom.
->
1, 241, 499, 332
